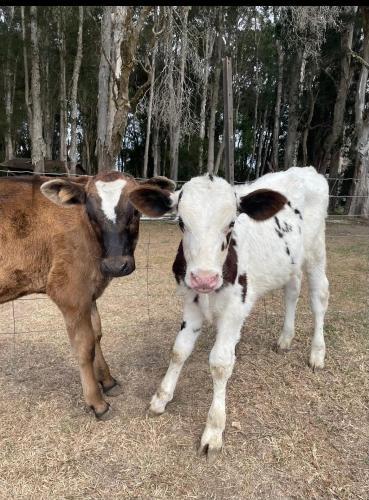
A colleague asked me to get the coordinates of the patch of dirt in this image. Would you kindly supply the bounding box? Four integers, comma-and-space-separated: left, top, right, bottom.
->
0, 220, 368, 499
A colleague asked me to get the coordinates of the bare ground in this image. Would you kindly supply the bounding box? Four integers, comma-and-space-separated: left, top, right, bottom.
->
0, 219, 368, 499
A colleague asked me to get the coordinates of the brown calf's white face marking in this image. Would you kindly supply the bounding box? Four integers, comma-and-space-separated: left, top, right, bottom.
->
95, 179, 127, 223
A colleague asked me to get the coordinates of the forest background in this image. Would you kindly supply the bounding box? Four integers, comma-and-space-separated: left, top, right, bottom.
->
0, 6, 368, 215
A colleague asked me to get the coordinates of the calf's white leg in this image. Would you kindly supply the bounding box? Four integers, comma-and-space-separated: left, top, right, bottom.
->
306, 261, 329, 369
149, 294, 204, 415
277, 271, 302, 350
198, 310, 245, 462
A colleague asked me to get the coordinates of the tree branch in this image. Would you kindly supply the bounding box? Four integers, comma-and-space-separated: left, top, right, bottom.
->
130, 75, 152, 110
350, 48, 369, 69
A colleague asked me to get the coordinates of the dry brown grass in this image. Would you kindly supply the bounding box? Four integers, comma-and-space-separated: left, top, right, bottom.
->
0, 219, 368, 499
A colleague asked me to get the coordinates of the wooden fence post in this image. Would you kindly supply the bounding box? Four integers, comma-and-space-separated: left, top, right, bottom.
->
223, 56, 234, 185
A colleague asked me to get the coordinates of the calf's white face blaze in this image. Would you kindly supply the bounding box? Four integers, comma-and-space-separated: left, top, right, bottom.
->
95, 179, 126, 223
178, 176, 237, 291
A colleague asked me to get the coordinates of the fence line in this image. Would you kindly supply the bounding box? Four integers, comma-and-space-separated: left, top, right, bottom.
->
0, 168, 361, 185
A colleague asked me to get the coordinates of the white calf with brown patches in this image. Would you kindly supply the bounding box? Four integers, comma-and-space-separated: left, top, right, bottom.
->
129, 166, 329, 462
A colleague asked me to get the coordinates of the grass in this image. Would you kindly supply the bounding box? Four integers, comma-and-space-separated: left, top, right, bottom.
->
0, 219, 368, 499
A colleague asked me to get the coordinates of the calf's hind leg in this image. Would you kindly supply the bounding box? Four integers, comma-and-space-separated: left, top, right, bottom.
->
277, 271, 302, 351
91, 301, 123, 397
306, 260, 329, 369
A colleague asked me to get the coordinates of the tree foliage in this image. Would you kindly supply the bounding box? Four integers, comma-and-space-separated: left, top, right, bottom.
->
0, 6, 368, 214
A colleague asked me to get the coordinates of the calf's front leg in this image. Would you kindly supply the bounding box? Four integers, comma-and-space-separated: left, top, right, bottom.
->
198, 310, 245, 463
149, 293, 204, 415
64, 307, 112, 420
91, 302, 122, 397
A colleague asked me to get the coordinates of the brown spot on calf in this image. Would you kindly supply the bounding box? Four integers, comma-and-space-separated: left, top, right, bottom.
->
222, 238, 238, 285
172, 240, 187, 285
238, 273, 247, 302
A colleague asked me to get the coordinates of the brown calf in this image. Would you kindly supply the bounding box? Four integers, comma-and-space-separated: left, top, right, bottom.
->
0, 171, 175, 419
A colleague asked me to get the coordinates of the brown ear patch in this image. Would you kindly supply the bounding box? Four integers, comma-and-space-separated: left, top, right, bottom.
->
40, 180, 86, 207
140, 176, 176, 192
239, 189, 287, 221
128, 186, 172, 217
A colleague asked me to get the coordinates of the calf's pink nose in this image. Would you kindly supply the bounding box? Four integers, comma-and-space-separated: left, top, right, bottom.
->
190, 271, 220, 290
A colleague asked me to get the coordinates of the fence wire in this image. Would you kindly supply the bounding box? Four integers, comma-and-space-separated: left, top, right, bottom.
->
0, 168, 367, 341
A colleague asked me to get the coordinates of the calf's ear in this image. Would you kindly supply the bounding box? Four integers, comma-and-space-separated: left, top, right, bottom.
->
238, 189, 287, 221
40, 179, 86, 207
129, 185, 176, 217
140, 176, 176, 192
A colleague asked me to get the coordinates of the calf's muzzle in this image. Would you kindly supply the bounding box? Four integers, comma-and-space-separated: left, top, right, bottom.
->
190, 271, 220, 293
101, 256, 135, 277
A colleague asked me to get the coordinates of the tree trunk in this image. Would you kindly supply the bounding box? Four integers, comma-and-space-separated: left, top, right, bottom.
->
96, 6, 112, 171
143, 22, 158, 179
170, 6, 190, 181
167, 9, 176, 179
348, 7, 369, 217
207, 64, 221, 175
4, 7, 15, 161
69, 6, 84, 175
152, 121, 160, 176
292, 50, 307, 167
21, 6, 33, 144
261, 129, 272, 177
43, 35, 53, 160
320, 6, 358, 175
30, 6, 45, 173
198, 27, 215, 173
256, 107, 268, 178
251, 10, 261, 170
162, 136, 168, 177
214, 139, 224, 175
348, 119, 369, 217
302, 77, 318, 166
96, 6, 152, 171
57, 10, 67, 170
271, 39, 284, 171
207, 11, 222, 175
284, 48, 303, 169
84, 132, 91, 174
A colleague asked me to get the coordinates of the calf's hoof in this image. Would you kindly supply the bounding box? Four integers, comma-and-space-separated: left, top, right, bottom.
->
273, 342, 290, 354
147, 406, 164, 418
198, 429, 223, 464
197, 441, 222, 465
149, 392, 168, 415
103, 379, 123, 397
275, 335, 293, 352
309, 348, 325, 371
94, 402, 114, 421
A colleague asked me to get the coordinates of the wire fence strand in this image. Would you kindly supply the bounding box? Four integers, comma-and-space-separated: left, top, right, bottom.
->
0, 168, 367, 341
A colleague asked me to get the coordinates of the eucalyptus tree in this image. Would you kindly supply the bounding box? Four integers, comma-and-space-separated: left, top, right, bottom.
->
96, 5, 152, 172
29, 5, 46, 172
69, 6, 84, 175
2, 6, 16, 161
280, 6, 341, 169
348, 7, 369, 216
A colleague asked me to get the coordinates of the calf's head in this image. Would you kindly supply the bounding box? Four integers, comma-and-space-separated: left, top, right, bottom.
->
41, 172, 175, 278
129, 173, 287, 292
